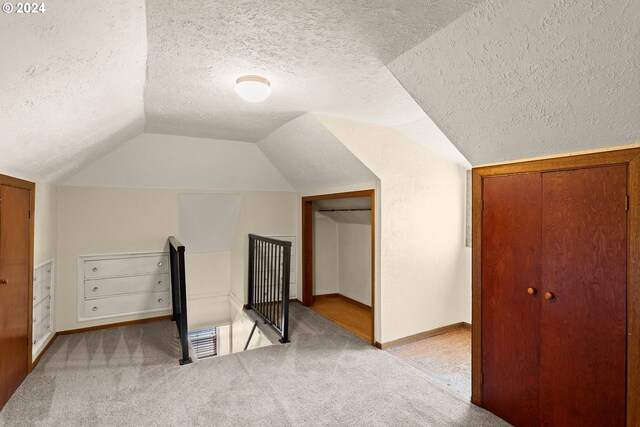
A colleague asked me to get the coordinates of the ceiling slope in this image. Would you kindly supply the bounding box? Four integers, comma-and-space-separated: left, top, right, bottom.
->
0, 0, 147, 181
257, 114, 377, 192
144, 0, 482, 142
63, 133, 294, 191
388, 0, 640, 166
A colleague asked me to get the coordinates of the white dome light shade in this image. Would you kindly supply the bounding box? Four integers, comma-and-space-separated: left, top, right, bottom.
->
235, 75, 271, 102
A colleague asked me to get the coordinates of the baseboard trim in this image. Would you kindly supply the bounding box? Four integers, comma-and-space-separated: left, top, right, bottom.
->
58, 315, 172, 336
31, 333, 59, 371
375, 322, 472, 350
314, 293, 372, 312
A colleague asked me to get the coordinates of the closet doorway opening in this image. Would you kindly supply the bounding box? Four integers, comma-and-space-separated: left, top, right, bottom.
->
301, 190, 375, 345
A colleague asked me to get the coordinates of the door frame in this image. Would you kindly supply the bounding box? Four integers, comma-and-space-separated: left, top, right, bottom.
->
471, 148, 640, 426
0, 174, 36, 376
301, 189, 375, 345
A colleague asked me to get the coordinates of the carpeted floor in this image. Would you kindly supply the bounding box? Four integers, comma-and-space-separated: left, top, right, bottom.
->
0, 303, 509, 426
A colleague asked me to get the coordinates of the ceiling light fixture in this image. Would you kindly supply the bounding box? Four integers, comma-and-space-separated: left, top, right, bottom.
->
235, 75, 271, 102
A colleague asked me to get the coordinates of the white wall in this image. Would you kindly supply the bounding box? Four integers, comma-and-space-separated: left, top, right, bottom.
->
337, 222, 371, 306
56, 187, 297, 331
34, 182, 58, 266
228, 192, 298, 305
313, 214, 339, 295
317, 114, 470, 343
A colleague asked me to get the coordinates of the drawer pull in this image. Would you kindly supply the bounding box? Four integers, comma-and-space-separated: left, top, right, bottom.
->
158, 298, 163, 303
93, 287, 99, 292
157, 281, 163, 285
92, 267, 98, 272
158, 262, 163, 267
33, 339, 37, 345
92, 306, 98, 311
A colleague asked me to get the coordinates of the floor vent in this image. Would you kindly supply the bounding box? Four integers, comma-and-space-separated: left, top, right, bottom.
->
188, 327, 217, 359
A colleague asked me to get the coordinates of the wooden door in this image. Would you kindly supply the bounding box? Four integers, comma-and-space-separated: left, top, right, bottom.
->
481, 173, 542, 427
0, 185, 31, 410
540, 165, 627, 426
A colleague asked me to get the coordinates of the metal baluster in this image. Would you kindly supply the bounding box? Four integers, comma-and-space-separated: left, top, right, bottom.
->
247, 236, 255, 308
276, 245, 282, 330
259, 241, 264, 312
272, 243, 278, 326
267, 243, 273, 323
281, 243, 291, 343
256, 240, 261, 310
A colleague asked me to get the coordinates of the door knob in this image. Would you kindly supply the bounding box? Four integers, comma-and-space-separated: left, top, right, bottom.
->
544, 292, 555, 300
527, 287, 537, 295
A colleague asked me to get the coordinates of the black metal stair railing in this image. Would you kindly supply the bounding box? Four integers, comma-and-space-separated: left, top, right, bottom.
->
168, 236, 192, 365
247, 234, 291, 343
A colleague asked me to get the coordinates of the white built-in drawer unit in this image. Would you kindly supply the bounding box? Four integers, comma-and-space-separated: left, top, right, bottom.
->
33, 260, 54, 360
78, 252, 171, 322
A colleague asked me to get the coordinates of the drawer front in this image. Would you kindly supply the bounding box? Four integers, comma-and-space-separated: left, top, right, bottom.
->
33, 264, 52, 287
33, 266, 42, 286
83, 291, 170, 318
33, 283, 51, 305
33, 298, 51, 324
84, 274, 170, 299
84, 255, 169, 279
34, 315, 51, 343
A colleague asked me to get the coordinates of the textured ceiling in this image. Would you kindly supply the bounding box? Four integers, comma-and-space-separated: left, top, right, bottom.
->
257, 114, 377, 191
5, 0, 636, 184
144, 0, 482, 141
0, 0, 147, 181
389, 0, 640, 166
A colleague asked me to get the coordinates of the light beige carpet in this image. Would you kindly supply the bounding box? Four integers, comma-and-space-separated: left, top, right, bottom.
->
0, 303, 509, 426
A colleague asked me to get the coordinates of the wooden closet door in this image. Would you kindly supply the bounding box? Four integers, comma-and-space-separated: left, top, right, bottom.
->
482, 173, 542, 427
0, 185, 31, 410
540, 165, 627, 426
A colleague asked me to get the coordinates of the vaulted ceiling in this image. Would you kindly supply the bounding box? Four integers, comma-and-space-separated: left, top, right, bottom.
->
389, 0, 640, 165
1, 0, 638, 183
143, 0, 482, 141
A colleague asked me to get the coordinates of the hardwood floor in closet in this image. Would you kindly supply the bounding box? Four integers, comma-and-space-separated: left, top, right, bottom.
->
310, 295, 371, 342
